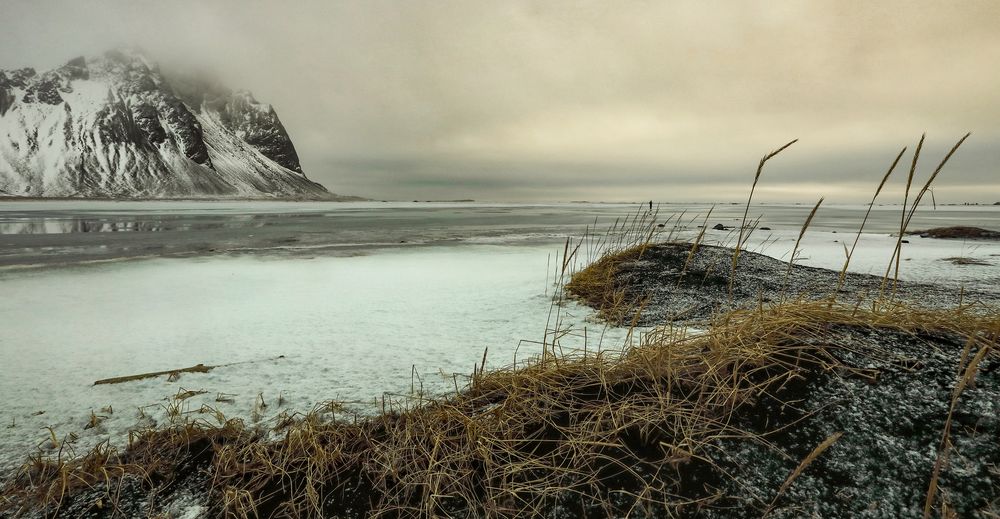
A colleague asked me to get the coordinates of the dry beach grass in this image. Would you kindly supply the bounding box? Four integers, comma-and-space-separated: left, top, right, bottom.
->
2, 134, 998, 518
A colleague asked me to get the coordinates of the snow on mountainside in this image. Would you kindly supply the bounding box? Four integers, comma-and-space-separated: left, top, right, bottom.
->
0, 50, 332, 198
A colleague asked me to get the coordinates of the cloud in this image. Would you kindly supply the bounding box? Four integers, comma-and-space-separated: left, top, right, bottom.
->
2, 0, 998, 202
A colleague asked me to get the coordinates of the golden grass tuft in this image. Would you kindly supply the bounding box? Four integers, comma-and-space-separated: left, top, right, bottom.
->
563, 243, 649, 324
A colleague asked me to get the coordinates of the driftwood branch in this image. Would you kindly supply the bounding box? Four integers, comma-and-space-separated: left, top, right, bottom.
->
93, 363, 214, 386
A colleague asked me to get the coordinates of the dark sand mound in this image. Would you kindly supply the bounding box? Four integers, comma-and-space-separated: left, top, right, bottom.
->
567, 242, 998, 326
912, 226, 1000, 240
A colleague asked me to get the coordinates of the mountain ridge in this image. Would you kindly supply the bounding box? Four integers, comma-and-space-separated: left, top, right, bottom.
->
0, 49, 335, 199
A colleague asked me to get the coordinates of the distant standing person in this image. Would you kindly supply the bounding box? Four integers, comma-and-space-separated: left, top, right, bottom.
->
648, 200, 653, 212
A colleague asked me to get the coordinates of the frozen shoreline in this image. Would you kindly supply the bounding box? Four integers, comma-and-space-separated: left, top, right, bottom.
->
0, 245, 634, 473
1, 203, 998, 476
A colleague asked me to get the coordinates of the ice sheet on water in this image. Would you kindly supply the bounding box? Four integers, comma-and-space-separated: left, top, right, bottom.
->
0, 245, 630, 471
736, 229, 1000, 287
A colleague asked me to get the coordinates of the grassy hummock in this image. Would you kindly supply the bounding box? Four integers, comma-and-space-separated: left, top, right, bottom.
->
565, 241, 1000, 327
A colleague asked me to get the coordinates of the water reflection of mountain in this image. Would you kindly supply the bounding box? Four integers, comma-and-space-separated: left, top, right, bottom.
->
0, 214, 281, 234
3, 219, 182, 234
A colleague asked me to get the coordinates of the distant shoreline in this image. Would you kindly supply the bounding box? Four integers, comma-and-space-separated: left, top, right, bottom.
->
0, 195, 370, 202
0, 196, 998, 206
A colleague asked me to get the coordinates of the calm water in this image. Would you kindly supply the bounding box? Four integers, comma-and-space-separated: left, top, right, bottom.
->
1, 201, 998, 267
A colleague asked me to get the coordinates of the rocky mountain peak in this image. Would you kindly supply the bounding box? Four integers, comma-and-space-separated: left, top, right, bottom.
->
0, 50, 328, 198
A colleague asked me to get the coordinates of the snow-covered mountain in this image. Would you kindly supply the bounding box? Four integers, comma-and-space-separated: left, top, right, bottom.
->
0, 50, 331, 198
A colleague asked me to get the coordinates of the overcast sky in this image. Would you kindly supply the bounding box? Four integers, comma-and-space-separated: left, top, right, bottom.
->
2, 0, 998, 202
